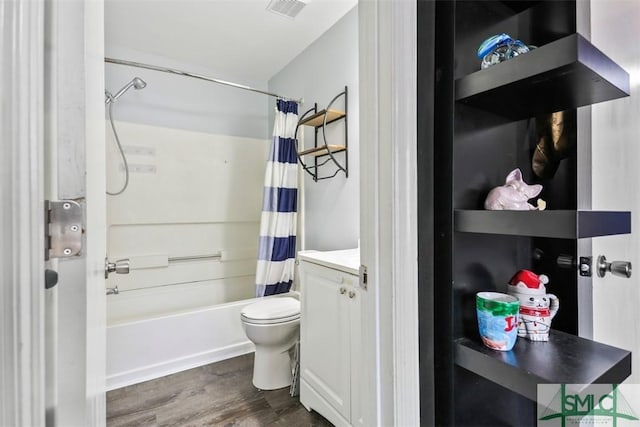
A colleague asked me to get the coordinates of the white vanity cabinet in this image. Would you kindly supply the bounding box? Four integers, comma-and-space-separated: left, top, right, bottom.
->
298, 249, 363, 427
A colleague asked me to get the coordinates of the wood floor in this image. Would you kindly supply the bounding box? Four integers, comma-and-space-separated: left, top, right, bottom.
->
107, 354, 333, 427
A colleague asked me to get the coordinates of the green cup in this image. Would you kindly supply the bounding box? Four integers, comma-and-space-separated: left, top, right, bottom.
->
476, 292, 520, 351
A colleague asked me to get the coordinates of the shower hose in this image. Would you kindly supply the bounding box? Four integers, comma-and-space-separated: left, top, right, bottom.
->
106, 97, 130, 196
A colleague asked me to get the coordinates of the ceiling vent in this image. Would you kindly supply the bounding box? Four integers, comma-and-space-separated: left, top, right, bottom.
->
266, 0, 307, 19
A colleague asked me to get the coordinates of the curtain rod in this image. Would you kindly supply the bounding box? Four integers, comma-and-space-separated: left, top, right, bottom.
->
105, 57, 302, 103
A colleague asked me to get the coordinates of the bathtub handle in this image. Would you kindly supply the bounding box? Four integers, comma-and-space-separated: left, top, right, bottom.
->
105, 257, 130, 279
339, 287, 347, 295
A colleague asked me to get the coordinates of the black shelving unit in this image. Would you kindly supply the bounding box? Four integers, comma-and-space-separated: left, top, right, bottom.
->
421, 1, 633, 425
296, 87, 348, 181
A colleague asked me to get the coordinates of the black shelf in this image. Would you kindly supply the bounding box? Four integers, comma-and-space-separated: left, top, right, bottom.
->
455, 210, 631, 238
455, 331, 631, 401
456, 33, 630, 120
499, 1, 540, 13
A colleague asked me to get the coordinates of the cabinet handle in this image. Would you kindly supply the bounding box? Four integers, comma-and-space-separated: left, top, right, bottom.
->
340, 287, 347, 295
349, 290, 356, 299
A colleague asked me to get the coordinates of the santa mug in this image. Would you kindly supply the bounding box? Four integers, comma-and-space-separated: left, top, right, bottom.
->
507, 270, 559, 342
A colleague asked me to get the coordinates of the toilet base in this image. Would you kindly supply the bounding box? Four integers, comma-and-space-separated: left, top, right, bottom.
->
252, 346, 293, 390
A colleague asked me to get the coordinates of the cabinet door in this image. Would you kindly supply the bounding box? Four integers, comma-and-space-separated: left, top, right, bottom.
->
300, 261, 351, 421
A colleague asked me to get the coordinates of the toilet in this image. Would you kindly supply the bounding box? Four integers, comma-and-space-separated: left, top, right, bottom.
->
240, 296, 301, 390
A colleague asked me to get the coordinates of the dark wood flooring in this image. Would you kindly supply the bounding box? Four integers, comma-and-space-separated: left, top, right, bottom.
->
107, 353, 333, 427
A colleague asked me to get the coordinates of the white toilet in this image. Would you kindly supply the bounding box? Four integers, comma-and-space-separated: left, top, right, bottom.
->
240, 296, 301, 390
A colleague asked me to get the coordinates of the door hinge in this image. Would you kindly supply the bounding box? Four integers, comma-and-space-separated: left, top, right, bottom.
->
45, 200, 83, 261
359, 264, 368, 290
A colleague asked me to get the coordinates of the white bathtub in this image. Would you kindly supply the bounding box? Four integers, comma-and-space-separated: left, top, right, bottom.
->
106, 290, 300, 391
106, 297, 253, 390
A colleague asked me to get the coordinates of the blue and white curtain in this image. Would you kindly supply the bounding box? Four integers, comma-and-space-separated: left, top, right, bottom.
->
255, 100, 299, 297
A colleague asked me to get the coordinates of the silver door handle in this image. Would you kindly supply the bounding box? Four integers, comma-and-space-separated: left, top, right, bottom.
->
597, 255, 632, 278
105, 257, 130, 278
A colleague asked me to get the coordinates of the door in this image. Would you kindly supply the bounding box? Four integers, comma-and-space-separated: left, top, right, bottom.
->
44, 0, 107, 425
590, 0, 640, 410
0, 0, 106, 424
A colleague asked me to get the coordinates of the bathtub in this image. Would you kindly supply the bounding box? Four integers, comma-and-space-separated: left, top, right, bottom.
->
106, 289, 299, 391
106, 297, 253, 390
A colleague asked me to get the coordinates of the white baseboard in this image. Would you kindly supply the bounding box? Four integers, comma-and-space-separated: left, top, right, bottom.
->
106, 341, 255, 391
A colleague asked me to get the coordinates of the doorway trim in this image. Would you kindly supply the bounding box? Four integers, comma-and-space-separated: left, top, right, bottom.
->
359, 0, 420, 425
0, 0, 46, 425
45, 0, 107, 425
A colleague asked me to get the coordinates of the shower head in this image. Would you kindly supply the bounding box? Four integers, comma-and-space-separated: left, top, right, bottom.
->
131, 77, 147, 90
105, 77, 147, 104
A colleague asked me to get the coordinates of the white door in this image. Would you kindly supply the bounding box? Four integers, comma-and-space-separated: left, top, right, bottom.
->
44, 0, 107, 425
0, 0, 105, 424
590, 0, 640, 411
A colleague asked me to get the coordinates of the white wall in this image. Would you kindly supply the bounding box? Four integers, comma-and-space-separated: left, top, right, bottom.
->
105, 45, 270, 140
591, 0, 640, 409
268, 6, 360, 251
106, 122, 268, 323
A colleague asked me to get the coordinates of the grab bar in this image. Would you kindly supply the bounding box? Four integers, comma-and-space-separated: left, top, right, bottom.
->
114, 250, 253, 271
168, 253, 221, 263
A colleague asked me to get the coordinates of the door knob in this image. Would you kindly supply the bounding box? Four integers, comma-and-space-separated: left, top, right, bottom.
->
105, 257, 130, 278
597, 255, 632, 278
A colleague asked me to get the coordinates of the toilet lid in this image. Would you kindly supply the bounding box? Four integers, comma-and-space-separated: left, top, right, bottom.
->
241, 297, 300, 323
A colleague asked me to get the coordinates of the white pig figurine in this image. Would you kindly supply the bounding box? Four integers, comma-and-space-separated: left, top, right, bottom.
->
484, 168, 545, 211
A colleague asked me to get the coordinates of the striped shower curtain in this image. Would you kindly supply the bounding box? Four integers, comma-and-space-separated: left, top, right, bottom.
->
255, 100, 299, 297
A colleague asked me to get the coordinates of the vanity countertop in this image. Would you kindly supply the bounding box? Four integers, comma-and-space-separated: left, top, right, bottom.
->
298, 248, 360, 275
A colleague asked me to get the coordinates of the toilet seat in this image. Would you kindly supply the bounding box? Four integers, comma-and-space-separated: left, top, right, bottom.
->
241, 313, 300, 325
241, 297, 300, 325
